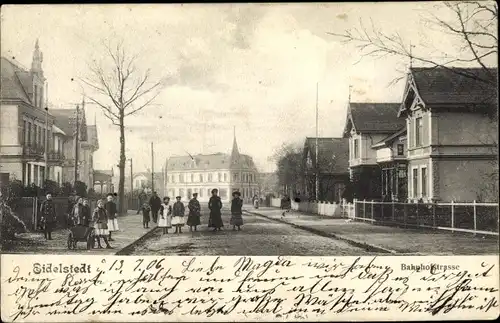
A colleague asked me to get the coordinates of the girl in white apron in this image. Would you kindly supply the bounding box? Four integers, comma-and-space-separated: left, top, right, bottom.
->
158, 197, 172, 235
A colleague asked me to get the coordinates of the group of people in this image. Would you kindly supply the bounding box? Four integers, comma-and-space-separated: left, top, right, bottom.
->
139, 188, 245, 234
39, 192, 120, 249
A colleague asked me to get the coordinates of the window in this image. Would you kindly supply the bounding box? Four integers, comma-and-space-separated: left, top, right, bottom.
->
191, 174, 194, 182
171, 175, 176, 183
167, 175, 170, 183
421, 167, 427, 197
208, 173, 213, 182
23, 121, 27, 144
219, 189, 227, 199
34, 165, 39, 186
224, 173, 227, 182
180, 174, 184, 183
397, 144, 404, 156
199, 174, 203, 182
218, 173, 222, 182
353, 139, 359, 159
199, 189, 203, 198
249, 174, 253, 182
415, 117, 423, 147
40, 166, 45, 183
234, 173, 239, 182
179, 188, 184, 197
28, 123, 32, 146
207, 189, 211, 196
412, 168, 418, 198
34, 85, 38, 108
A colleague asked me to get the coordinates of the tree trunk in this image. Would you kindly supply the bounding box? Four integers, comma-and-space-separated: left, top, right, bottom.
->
118, 111, 126, 215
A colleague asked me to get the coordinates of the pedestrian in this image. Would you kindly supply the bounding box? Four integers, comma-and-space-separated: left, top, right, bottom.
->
230, 191, 244, 231
82, 199, 91, 227
141, 202, 151, 229
39, 193, 57, 240
71, 197, 85, 226
105, 193, 119, 241
149, 191, 162, 223
158, 197, 172, 234
208, 189, 223, 232
172, 196, 185, 234
187, 193, 201, 232
92, 199, 112, 249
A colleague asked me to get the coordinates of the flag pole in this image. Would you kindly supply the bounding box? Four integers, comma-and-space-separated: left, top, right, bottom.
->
315, 82, 319, 201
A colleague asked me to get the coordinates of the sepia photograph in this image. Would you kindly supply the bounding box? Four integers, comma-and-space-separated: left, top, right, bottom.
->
0, 2, 498, 259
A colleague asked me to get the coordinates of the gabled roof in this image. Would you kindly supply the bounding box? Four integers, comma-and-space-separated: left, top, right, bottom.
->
51, 108, 87, 140
372, 127, 407, 149
133, 172, 163, 180
166, 153, 257, 171
52, 124, 66, 136
410, 67, 497, 106
343, 103, 405, 137
304, 137, 349, 174
1, 57, 33, 105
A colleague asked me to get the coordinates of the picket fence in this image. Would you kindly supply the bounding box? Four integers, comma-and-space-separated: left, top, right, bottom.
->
270, 197, 499, 236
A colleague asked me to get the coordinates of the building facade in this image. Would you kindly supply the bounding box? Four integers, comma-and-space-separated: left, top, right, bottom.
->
399, 67, 498, 203
0, 41, 63, 187
164, 135, 259, 203
343, 102, 406, 200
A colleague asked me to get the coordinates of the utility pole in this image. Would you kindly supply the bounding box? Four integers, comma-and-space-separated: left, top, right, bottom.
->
74, 104, 80, 185
315, 82, 320, 201
129, 158, 133, 194
151, 142, 154, 192
44, 82, 49, 182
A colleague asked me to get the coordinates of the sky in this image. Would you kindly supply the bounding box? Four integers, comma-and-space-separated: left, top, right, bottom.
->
1, 3, 497, 173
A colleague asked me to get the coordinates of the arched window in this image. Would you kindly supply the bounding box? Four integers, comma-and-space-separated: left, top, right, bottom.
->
223, 173, 227, 182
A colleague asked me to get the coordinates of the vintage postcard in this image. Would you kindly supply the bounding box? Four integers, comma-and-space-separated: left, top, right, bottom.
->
0, 2, 498, 322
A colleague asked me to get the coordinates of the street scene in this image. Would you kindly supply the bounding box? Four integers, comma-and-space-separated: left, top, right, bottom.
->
0, 3, 498, 256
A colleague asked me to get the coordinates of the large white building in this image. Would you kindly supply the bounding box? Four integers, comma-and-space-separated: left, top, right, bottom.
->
164, 135, 259, 203
0, 40, 63, 187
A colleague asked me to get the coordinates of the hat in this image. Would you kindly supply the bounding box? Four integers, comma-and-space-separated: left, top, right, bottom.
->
106, 193, 114, 197
176, 196, 181, 199
211, 189, 218, 194
192, 193, 198, 196
232, 191, 241, 196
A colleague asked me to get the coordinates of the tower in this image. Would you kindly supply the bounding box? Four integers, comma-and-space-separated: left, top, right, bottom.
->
231, 126, 240, 165
31, 39, 44, 78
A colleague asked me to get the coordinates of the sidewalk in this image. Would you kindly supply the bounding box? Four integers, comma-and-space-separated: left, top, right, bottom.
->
245, 207, 499, 255
2, 211, 154, 255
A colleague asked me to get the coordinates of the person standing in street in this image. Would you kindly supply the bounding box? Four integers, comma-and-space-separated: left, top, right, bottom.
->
93, 199, 112, 249
149, 191, 162, 223
82, 198, 91, 227
71, 197, 85, 226
208, 189, 223, 232
172, 196, 185, 234
39, 193, 57, 240
141, 202, 151, 229
230, 191, 244, 231
105, 193, 119, 241
187, 193, 201, 232
158, 197, 172, 234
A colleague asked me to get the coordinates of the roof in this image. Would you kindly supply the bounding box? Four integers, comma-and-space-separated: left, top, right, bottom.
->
94, 170, 113, 176
372, 127, 407, 149
304, 137, 349, 174
52, 124, 66, 136
51, 108, 87, 140
166, 153, 257, 171
410, 67, 498, 106
344, 103, 405, 136
1, 57, 33, 104
133, 172, 163, 180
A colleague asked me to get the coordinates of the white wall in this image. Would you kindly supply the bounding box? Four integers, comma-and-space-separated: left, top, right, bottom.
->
0, 104, 19, 147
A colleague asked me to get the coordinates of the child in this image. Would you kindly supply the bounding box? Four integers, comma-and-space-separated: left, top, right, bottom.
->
93, 199, 112, 249
158, 197, 172, 234
230, 191, 244, 231
141, 202, 151, 229
172, 196, 185, 234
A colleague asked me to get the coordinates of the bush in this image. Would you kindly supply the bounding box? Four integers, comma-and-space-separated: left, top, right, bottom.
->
61, 182, 73, 196
0, 199, 27, 242
43, 179, 60, 196
74, 181, 87, 197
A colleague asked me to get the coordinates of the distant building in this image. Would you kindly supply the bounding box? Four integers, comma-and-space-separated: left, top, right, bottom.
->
164, 133, 259, 203
132, 172, 164, 196
93, 169, 114, 194
0, 40, 63, 187
301, 137, 350, 202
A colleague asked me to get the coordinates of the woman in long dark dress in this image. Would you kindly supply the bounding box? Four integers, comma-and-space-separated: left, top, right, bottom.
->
230, 191, 243, 231
208, 189, 223, 232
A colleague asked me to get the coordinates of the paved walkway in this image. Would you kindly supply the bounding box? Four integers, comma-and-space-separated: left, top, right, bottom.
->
2, 211, 154, 255
245, 207, 499, 255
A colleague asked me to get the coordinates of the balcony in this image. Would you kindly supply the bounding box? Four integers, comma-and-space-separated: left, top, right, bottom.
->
22, 145, 44, 159
48, 151, 65, 162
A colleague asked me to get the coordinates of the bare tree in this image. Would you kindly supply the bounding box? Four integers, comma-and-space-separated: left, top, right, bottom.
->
81, 40, 165, 213
268, 143, 303, 196
328, 1, 497, 86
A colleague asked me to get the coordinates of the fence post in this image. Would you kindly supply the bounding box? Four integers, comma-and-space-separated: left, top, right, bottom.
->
353, 198, 357, 219
473, 200, 477, 236
432, 202, 436, 228
451, 200, 455, 233
392, 201, 395, 222
371, 200, 374, 222
363, 199, 366, 220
